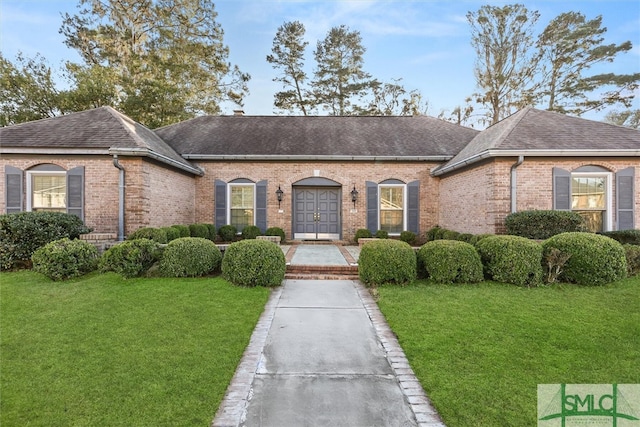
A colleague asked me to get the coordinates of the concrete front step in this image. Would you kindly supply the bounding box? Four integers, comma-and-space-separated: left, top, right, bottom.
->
285, 273, 360, 280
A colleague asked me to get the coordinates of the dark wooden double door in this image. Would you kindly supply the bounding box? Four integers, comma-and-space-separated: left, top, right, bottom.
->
293, 187, 341, 240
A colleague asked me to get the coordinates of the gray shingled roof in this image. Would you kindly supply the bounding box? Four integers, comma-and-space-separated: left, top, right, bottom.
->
434, 107, 640, 176
0, 107, 201, 175
154, 115, 479, 159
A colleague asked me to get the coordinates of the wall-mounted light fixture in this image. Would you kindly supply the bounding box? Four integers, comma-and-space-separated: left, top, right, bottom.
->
351, 186, 359, 207
276, 186, 284, 208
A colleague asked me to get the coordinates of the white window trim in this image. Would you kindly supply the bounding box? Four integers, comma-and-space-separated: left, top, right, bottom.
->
378, 183, 407, 235
571, 171, 612, 232
26, 170, 66, 212
227, 182, 256, 229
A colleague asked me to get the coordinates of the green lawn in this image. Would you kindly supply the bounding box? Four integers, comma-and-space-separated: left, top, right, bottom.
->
377, 277, 640, 426
0, 271, 270, 426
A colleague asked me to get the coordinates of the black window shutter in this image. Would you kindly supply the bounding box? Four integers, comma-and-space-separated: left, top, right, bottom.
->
616, 167, 635, 230
255, 180, 267, 233
407, 180, 420, 234
66, 166, 84, 219
215, 180, 227, 230
366, 181, 378, 233
553, 167, 571, 211
5, 165, 23, 214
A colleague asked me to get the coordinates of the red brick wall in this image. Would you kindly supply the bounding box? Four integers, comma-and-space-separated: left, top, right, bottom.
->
192, 160, 441, 241
438, 157, 640, 234
0, 155, 196, 237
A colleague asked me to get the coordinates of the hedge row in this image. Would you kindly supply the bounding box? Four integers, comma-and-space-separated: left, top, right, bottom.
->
128, 224, 286, 244
359, 232, 630, 287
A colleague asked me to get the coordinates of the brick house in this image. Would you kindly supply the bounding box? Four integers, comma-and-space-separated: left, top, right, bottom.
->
1, 106, 639, 242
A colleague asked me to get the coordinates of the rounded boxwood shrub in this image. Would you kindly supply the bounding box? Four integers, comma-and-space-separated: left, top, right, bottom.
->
100, 238, 160, 278
375, 229, 389, 239
542, 232, 627, 286
358, 239, 416, 286
241, 225, 262, 240
265, 227, 285, 243
128, 227, 168, 244
189, 223, 210, 239
476, 235, 543, 287
623, 244, 640, 276
418, 240, 483, 284
441, 230, 461, 240
31, 238, 98, 281
0, 211, 92, 270
218, 225, 237, 242
354, 228, 372, 242
425, 226, 442, 242
159, 237, 222, 277
505, 210, 586, 239
171, 225, 190, 238
400, 231, 416, 245
222, 239, 286, 287
469, 234, 494, 245
162, 226, 181, 242
205, 224, 217, 241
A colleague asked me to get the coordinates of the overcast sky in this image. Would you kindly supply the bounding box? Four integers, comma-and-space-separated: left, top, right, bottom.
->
1, 0, 639, 124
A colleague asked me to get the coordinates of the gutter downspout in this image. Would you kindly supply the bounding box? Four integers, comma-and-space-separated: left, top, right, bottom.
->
510, 156, 525, 213
113, 155, 125, 241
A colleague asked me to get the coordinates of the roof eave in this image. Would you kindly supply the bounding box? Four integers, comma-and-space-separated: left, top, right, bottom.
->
432, 149, 640, 176
109, 147, 204, 176
182, 154, 453, 162
1, 147, 110, 155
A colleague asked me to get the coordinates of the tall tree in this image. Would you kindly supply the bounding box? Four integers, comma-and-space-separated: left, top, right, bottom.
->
367, 79, 429, 116
60, 0, 249, 127
467, 4, 540, 125
605, 109, 640, 129
0, 53, 65, 126
267, 21, 310, 115
536, 12, 639, 115
311, 25, 376, 115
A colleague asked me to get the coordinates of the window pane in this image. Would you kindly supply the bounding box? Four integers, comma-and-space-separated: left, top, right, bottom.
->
571, 177, 605, 210
380, 186, 403, 233
32, 175, 66, 212
575, 211, 604, 233
230, 185, 254, 231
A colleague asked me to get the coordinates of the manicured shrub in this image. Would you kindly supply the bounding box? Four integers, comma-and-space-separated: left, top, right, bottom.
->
265, 227, 285, 243
505, 210, 586, 239
99, 239, 160, 278
442, 230, 460, 240
542, 233, 626, 286
418, 240, 483, 284
623, 244, 640, 276
218, 225, 238, 242
601, 230, 640, 246
476, 235, 543, 287
241, 225, 262, 239
189, 223, 210, 239
205, 224, 217, 241
358, 239, 416, 286
31, 238, 98, 281
159, 237, 222, 278
400, 231, 416, 245
162, 226, 181, 242
469, 234, 494, 245
354, 228, 372, 242
222, 239, 286, 287
171, 225, 190, 237
425, 226, 442, 242
0, 211, 91, 270
127, 227, 168, 244
458, 233, 474, 243
375, 230, 389, 239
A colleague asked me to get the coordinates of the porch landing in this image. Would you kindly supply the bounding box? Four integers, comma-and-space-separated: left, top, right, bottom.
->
283, 243, 360, 280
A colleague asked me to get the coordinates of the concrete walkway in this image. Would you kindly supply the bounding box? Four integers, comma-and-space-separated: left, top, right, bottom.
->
212, 246, 444, 427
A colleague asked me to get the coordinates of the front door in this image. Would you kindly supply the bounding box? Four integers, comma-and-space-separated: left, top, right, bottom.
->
293, 187, 341, 240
